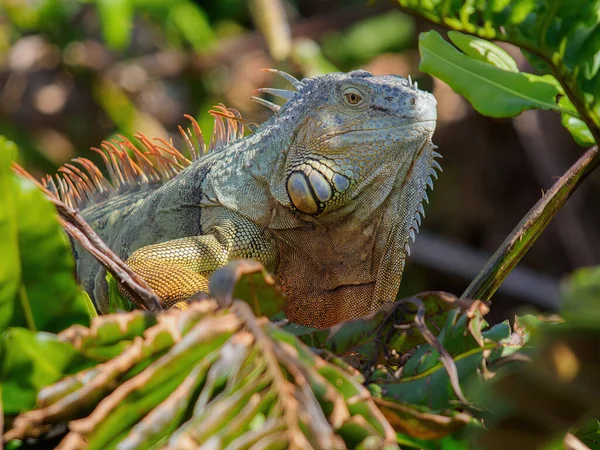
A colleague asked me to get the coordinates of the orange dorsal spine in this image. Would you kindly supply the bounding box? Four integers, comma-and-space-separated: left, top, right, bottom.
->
29, 106, 253, 210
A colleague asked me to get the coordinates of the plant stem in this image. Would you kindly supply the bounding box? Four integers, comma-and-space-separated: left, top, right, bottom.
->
18, 283, 37, 332
462, 146, 600, 301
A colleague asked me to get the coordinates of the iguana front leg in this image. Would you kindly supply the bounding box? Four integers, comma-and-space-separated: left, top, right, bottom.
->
124, 210, 278, 307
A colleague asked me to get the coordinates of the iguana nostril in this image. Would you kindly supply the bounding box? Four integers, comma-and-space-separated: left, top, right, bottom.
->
409, 97, 417, 105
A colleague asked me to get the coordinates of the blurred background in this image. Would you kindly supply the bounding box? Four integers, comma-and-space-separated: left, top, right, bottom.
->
1, 0, 599, 322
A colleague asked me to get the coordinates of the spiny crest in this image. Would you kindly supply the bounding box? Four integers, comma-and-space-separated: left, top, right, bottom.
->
250, 69, 305, 113
404, 146, 442, 257
250, 70, 423, 114
43, 105, 248, 210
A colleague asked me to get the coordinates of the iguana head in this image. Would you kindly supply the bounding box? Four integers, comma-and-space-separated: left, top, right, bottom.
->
266, 70, 437, 221
256, 70, 439, 323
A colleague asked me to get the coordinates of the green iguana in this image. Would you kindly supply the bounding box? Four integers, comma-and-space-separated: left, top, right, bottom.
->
39, 70, 439, 328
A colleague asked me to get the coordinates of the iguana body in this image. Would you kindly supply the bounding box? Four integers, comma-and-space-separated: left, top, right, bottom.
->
48, 70, 438, 328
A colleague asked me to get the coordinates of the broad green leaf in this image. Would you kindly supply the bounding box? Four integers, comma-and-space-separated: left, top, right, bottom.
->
377, 312, 512, 410
419, 30, 563, 118
0, 137, 20, 332
0, 328, 90, 413
400, 0, 600, 142
377, 347, 487, 409
0, 139, 90, 334
447, 31, 518, 72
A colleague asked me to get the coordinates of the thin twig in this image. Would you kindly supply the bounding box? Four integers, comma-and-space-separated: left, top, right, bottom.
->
564, 433, 591, 450
56, 202, 164, 312
406, 297, 469, 404
488, 353, 532, 369
12, 164, 164, 312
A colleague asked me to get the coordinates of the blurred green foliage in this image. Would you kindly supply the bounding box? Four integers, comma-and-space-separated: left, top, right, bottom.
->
0, 138, 91, 335
322, 11, 415, 66
2, 0, 217, 51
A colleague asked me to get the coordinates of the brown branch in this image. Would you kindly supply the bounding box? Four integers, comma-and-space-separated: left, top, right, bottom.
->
462, 146, 600, 301
12, 163, 164, 312
564, 433, 591, 450
55, 202, 164, 312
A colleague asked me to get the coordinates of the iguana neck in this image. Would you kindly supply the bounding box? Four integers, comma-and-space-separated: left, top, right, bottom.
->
201, 112, 298, 226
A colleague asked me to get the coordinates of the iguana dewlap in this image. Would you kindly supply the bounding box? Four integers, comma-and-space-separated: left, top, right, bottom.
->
45, 70, 439, 328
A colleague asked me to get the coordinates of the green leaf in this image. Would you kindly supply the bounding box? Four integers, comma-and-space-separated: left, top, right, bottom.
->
419, 30, 564, 118
0, 328, 90, 414
561, 265, 600, 328
107, 273, 134, 313
475, 325, 600, 450
374, 398, 472, 440
447, 31, 518, 72
97, 0, 134, 50
81, 291, 99, 319
296, 292, 467, 358
0, 137, 20, 333
375, 310, 512, 410
400, 0, 600, 142
209, 260, 286, 319
396, 433, 469, 450
169, 1, 215, 52
574, 418, 600, 449
559, 96, 596, 146
0, 138, 90, 334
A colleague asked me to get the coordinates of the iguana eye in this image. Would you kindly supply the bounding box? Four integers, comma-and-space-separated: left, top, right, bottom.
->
343, 88, 364, 106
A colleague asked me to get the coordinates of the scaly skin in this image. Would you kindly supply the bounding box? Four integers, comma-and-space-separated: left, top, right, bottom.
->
74, 70, 438, 328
